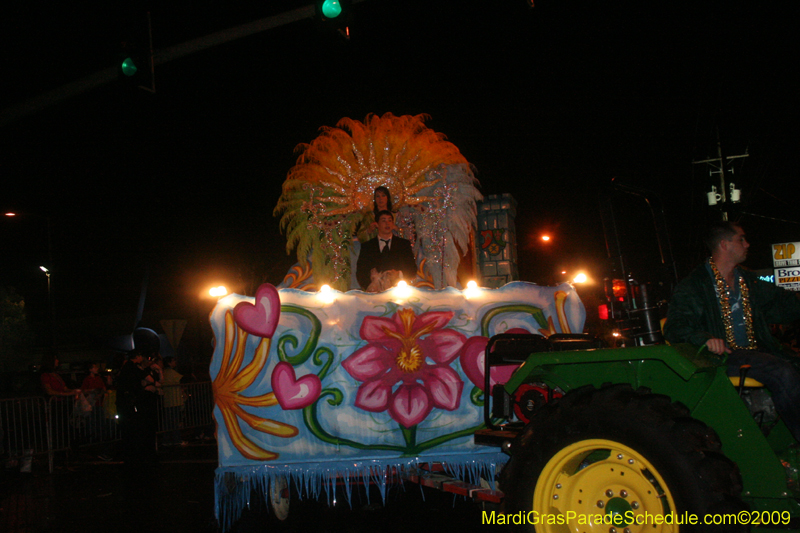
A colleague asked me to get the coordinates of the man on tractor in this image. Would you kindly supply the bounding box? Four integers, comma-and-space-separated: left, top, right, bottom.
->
665, 220, 800, 441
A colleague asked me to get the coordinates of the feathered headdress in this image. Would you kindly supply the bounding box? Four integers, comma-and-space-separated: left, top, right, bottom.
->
274, 113, 482, 290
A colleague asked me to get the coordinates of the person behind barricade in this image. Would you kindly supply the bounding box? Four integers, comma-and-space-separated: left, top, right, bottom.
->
81, 362, 106, 408
80, 362, 113, 459
161, 356, 186, 446
40, 355, 79, 398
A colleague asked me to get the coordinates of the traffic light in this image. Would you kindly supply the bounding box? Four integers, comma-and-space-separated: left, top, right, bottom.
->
116, 43, 154, 92
119, 47, 141, 78
319, 0, 343, 19
116, 12, 155, 92
315, 0, 352, 40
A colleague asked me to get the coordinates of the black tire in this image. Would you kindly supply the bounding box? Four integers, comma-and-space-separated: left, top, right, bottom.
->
500, 384, 747, 532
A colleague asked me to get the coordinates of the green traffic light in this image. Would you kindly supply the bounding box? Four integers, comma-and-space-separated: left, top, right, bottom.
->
321, 0, 342, 18
121, 57, 138, 77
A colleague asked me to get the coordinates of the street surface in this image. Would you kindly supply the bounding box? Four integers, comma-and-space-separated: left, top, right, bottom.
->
1, 443, 502, 532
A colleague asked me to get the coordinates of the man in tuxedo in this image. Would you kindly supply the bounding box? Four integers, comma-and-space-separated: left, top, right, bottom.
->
356, 210, 417, 292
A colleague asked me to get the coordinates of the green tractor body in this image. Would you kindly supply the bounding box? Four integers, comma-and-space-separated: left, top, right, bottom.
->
479, 336, 800, 531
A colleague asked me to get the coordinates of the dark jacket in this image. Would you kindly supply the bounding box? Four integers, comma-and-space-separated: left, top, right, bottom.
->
664, 262, 800, 356
356, 235, 417, 290
115, 360, 148, 411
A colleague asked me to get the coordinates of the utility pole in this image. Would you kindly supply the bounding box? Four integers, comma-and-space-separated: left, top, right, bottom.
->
693, 132, 748, 221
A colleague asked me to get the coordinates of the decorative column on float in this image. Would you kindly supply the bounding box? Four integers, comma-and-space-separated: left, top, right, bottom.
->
476, 193, 519, 288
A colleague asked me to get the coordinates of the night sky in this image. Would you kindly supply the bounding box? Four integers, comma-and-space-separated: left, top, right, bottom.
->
2, 0, 798, 348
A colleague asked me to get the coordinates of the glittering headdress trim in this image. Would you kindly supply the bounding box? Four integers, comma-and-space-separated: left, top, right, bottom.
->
708, 257, 756, 350
273, 113, 481, 290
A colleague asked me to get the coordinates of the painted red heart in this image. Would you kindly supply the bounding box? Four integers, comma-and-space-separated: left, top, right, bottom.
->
233, 283, 281, 338
459, 335, 520, 392
271, 361, 322, 410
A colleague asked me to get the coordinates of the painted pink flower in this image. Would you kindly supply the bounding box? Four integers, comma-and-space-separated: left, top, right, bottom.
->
342, 308, 466, 428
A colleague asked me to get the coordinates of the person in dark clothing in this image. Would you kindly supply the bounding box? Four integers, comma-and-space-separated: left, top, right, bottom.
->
665, 221, 800, 441
116, 349, 156, 466
356, 210, 417, 292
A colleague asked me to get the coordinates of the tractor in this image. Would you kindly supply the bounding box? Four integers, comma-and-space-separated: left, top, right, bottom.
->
475, 332, 800, 531
471, 184, 800, 531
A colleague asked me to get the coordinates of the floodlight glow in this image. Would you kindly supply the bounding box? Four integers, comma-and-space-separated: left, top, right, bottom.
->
572, 273, 588, 284
541, 235, 550, 242
5, 212, 16, 217
39, 266, 50, 273
209, 286, 228, 297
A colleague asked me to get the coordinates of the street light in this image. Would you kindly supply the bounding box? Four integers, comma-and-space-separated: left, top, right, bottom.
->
5, 212, 55, 353
39, 266, 54, 353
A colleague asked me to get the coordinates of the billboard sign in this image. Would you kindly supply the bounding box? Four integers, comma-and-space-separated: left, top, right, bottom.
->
772, 242, 800, 291
774, 267, 800, 292
773, 242, 800, 268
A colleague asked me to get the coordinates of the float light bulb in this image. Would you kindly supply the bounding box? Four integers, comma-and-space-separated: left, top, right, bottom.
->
464, 280, 481, 299
393, 280, 411, 300
318, 284, 336, 304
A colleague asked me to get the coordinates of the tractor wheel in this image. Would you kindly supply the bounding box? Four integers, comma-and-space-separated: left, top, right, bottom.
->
500, 384, 746, 532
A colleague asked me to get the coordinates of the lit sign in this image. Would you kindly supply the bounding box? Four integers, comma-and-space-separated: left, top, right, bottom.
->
773, 242, 800, 267
775, 267, 800, 292
772, 241, 800, 291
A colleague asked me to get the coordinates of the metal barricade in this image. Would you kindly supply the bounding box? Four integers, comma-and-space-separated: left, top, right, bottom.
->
0, 382, 214, 473
0, 396, 50, 463
179, 381, 215, 432
157, 381, 215, 441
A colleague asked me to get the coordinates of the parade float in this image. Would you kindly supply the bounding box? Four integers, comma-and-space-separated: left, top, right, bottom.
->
210, 114, 586, 528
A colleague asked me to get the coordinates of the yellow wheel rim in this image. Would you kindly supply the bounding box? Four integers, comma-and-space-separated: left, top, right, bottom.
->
532, 439, 678, 533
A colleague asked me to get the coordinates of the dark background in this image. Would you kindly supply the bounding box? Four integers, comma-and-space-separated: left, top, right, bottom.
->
2, 0, 798, 362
